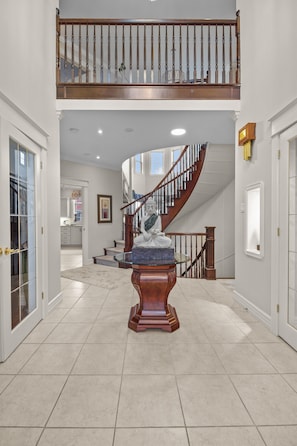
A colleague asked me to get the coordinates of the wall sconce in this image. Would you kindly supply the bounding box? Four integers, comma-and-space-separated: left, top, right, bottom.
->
238, 122, 256, 160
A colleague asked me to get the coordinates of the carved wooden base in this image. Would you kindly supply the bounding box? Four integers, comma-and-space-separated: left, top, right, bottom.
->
128, 263, 180, 332
128, 303, 180, 332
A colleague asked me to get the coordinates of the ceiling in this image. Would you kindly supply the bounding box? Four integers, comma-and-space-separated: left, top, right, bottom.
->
58, 0, 238, 171
60, 109, 237, 171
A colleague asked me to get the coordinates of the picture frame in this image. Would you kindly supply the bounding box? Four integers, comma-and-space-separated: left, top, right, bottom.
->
97, 194, 112, 223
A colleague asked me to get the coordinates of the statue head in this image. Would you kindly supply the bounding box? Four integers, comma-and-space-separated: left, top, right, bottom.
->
145, 197, 157, 215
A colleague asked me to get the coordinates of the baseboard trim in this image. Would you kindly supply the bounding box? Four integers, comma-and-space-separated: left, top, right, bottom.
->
233, 290, 272, 329
47, 291, 63, 314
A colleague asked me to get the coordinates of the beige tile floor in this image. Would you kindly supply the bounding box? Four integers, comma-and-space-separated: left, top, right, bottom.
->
0, 253, 297, 445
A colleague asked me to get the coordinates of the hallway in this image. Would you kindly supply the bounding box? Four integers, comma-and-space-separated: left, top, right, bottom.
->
0, 267, 297, 445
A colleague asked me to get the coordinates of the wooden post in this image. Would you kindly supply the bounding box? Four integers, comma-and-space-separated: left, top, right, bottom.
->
124, 214, 134, 252
235, 10, 240, 85
205, 226, 216, 280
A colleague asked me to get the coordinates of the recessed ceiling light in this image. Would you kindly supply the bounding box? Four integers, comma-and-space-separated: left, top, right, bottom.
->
69, 127, 79, 133
125, 128, 134, 133
171, 128, 186, 136
97, 129, 103, 134
96, 156, 100, 159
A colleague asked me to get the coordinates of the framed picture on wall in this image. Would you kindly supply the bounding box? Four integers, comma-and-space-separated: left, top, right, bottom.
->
97, 194, 112, 223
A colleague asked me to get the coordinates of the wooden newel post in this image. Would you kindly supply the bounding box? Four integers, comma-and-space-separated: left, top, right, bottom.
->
205, 226, 216, 280
124, 214, 134, 252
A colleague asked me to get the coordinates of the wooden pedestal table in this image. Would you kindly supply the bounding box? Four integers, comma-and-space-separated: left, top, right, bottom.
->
114, 252, 188, 333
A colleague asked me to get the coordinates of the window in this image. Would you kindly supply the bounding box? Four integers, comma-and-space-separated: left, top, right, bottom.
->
134, 154, 143, 174
150, 151, 164, 175
172, 147, 181, 165
245, 182, 264, 258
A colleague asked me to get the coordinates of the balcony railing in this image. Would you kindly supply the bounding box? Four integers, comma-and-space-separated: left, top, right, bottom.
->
56, 11, 240, 100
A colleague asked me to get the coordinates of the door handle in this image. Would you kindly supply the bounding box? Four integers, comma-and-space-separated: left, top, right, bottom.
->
4, 248, 20, 255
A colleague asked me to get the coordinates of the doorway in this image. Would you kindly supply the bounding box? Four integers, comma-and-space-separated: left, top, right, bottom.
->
0, 124, 43, 361
60, 178, 88, 271
278, 124, 297, 350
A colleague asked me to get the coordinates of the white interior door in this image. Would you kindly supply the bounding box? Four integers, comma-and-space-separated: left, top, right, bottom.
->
279, 123, 297, 351
0, 122, 42, 361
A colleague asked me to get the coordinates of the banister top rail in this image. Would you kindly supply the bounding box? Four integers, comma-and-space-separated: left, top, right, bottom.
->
58, 17, 237, 26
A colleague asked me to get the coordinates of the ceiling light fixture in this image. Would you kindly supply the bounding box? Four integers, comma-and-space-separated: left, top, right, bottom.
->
171, 128, 186, 136
97, 129, 103, 134
96, 156, 100, 159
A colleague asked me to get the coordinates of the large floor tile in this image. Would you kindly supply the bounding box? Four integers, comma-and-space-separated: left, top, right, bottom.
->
38, 428, 114, 446
72, 343, 125, 374
0, 428, 42, 446
117, 375, 184, 427
168, 324, 209, 344
114, 427, 189, 446
0, 375, 66, 426
282, 373, 297, 391
20, 344, 82, 375
255, 342, 297, 373
0, 375, 14, 394
44, 323, 92, 343
61, 307, 101, 323
177, 375, 252, 426
47, 375, 121, 427
96, 307, 130, 324
202, 322, 250, 343
73, 296, 105, 309
213, 343, 276, 374
44, 308, 70, 323
127, 328, 171, 345
22, 322, 57, 344
188, 427, 266, 445
236, 322, 282, 343
123, 343, 174, 374
0, 344, 39, 375
258, 426, 297, 446
86, 323, 129, 343
171, 343, 225, 374
231, 374, 297, 425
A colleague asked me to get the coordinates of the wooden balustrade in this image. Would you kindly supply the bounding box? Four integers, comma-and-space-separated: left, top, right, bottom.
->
166, 228, 215, 279
56, 11, 240, 100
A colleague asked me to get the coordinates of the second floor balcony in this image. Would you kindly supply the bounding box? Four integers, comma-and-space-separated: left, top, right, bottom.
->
56, 11, 240, 101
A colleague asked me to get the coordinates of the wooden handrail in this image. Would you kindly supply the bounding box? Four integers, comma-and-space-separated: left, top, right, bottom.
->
58, 18, 237, 26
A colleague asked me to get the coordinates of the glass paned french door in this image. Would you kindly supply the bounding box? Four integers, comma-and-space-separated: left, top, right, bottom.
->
9, 138, 36, 330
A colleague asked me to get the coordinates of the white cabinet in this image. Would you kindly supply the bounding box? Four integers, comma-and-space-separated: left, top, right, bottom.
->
60, 226, 82, 246
70, 226, 82, 245
61, 226, 71, 245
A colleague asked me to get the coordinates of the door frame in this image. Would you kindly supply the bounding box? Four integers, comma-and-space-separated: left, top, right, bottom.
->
0, 119, 45, 361
60, 177, 89, 265
270, 99, 297, 350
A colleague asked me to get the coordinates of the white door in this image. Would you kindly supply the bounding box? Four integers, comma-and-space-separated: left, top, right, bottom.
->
0, 122, 42, 361
279, 123, 297, 350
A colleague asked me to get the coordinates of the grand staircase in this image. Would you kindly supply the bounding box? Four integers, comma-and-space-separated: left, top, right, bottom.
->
95, 142, 233, 279
122, 143, 207, 252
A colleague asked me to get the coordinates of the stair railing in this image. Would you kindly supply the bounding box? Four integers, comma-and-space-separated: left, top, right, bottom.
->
166, 227, 216, 279
121, 143, 205, 251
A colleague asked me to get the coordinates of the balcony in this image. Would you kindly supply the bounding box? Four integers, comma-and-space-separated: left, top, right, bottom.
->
56, 12, 240, 101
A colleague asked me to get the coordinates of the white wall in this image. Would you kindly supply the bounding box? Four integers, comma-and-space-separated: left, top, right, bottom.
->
167, 180, 235, 278
0, 0, 61, 305
60, 0, 236, 19
61, 160, 123, 259
235, 0, 297, 316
